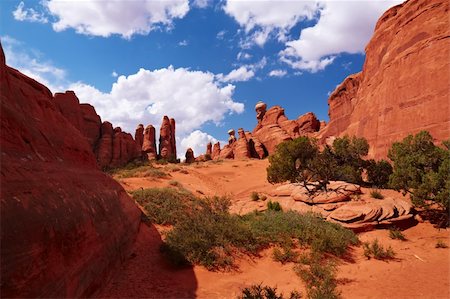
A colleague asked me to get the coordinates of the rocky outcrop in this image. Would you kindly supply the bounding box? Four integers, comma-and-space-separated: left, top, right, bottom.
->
234, 128, 251, 159
159, 116, 177, 161
0, 44, 141, 297
206, 142, 212, 157
54, 91, 101, 148
142, 125, 157, 160
212, 142, 221, 160
319, 0, 450, 159
185, 148, 195, 163
252, 102, 321, 155
135, 124, 144, 152
271, 181, 414, 231
97, 121, 114, 168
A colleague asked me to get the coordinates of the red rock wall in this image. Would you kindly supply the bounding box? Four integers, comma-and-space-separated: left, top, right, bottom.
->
0, 45, 141, 297
320, 0, 450, 159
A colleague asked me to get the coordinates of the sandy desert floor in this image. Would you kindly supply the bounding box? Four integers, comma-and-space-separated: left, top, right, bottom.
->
99, 159, 449, 299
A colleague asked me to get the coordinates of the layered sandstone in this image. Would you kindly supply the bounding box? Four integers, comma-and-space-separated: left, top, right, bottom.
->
319, 0, 450, 159
0, 45, 141, 297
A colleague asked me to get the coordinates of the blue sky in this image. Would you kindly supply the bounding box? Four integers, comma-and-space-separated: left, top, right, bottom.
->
1, 0, 401, 157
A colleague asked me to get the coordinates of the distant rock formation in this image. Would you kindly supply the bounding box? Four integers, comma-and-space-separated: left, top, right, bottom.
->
234, 128, 251, 159
0, 44, 141, 297
185, 148, 195, 163
212, 142, 221, 159
318, 0, 450, 159
135, 124, 144, 152
142, 125, 157, 160
159, 116, 177, 161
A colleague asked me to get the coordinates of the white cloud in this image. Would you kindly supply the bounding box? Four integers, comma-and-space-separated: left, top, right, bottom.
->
69, 65, 244, 138
279, 0, 402, 72
268, 69, 287, 78
193, 0, 211, 9
13, 1, 48, 23
237, 52, 252, 60
180, 130, 219, 159
1, 35, 67, 92
112, 71, 118, 77
224, 0, 320, 47
33, 0, 190, 38
217, 66, 255, 83
216, 30, 227, 40
178, 39, 189, 46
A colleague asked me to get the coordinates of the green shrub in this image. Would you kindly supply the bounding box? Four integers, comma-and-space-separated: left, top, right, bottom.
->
362, 239, 395, 260
366, 159, 393, 188
239, 284, 301, 299
388, 131, 449, 216
243, 211, 358, 257
435, 240, 448, 248
295, 253, 340, 299
370, 189, 384, 199
332, 136, 369, 184
163, 196, 256, 269
131, 187, 196, 225
389, 228, 406, 241
251, 192, 260, 201
272, 245, 299, 264
267, 201, 282, 211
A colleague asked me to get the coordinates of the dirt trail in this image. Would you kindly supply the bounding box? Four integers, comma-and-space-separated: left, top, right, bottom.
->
101, 159, 450, 299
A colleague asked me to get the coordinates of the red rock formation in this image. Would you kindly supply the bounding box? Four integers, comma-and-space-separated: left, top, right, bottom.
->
246, 131, 267, 159
219, 144, 234, 159
54, 91, 101, 148
142, 124, 157, 160
212, 142, 221, 160
185, 148, 195, 163
319, 0, 450, 159
0, 44, 141, 297
234, 128, 251, 159
97, 121, 114, 168
252, 102, 321, 155
135, 124, 144, 152
159, 116, 177, 161
206, 142, 212, 157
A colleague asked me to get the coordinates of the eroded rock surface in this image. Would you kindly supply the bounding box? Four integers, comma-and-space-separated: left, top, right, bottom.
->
0, 45, 141, 297
318, 0, 450, 159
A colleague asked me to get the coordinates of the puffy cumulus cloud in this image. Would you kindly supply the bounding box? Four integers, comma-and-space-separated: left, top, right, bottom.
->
192, 0, 211, 9
217, 66, 255, 83
279, 0, 402, 72
268, 69, 287, 78
69, 66, 244, 138
179, 130, 222, 160
223, 0, 320, 47
1, 36, 67, 92
38, 0, 189, 38
13, 1, 48, 23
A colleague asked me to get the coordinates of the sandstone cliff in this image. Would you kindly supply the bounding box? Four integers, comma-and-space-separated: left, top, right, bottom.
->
319, 0, 450, 159
0, 44, 141, 297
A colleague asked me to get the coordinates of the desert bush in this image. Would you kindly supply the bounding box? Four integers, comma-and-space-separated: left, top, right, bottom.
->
243, 211, 358, 257
267, 201, 282, 211
362, 239, 395, 260
388, 132, 449, 217
251, 192, 260, 201
370, 189, 384, 199
131, 187, 196, 225
389, 228, 406, 241
272, 245, 299, 264
162, 196, 256, 269
239, 284, 301, 299
435, 240, 448, 248
366, 159, 393, 188
295, 252, 340, 299
331, 136, 369, 184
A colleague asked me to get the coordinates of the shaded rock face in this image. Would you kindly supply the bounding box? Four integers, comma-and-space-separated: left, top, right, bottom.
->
0, 45, 141, 298
212, 142, 221, 160
54, 90, 141, 168
319, 0, 450, 159
206, 142, 212, 157
135, 124, 144, 152
142, 125, 157, 160
185, 148, 195, 163
54, 91, 101, 148
252, 103, 321, 155
159, 116, 177, 161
